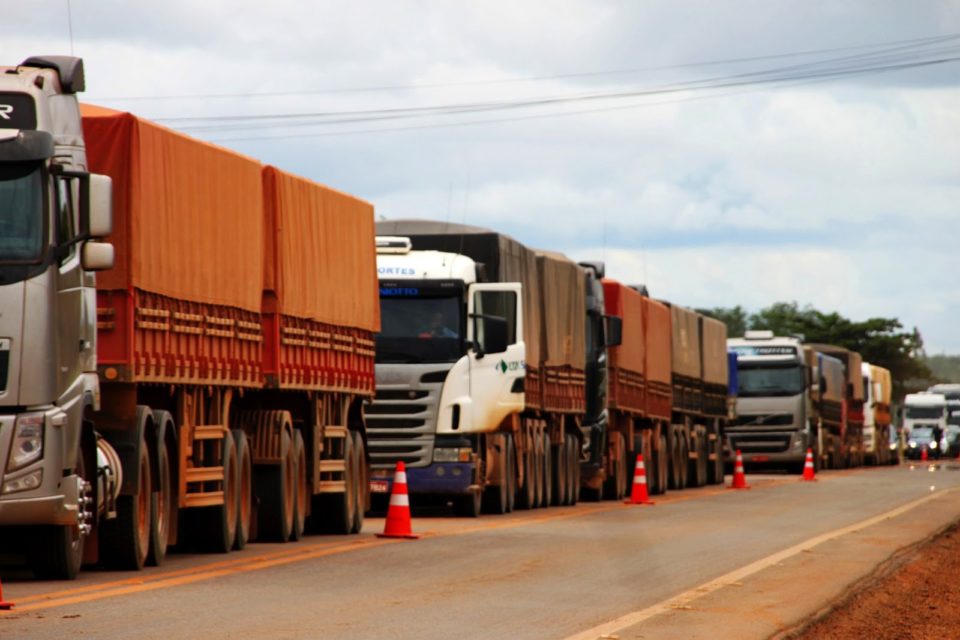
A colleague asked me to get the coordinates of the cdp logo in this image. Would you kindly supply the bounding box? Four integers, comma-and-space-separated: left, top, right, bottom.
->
0, 104, 12, 120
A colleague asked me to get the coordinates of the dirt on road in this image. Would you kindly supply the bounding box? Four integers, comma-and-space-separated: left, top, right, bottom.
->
791, 520, 960, 639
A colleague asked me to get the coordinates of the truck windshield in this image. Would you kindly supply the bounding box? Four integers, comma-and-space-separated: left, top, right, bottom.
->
376, 295, 463, 364
736, 364, 805, 397
905, 406, 944, 420
0, 162, 44, 262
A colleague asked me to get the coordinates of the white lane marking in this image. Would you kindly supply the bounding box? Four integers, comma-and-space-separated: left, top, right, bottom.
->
561, 487, 956, 640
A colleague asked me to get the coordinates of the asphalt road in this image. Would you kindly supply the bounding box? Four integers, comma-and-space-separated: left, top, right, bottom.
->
3, 462, 959, 639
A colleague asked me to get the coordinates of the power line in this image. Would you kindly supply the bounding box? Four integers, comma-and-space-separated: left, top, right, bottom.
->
206, 55, 960, 143
93, 32, 960, 102
158, 37, 960, 133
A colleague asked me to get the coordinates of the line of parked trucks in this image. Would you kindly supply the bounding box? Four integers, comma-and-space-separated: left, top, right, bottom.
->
0, 56, 902, 580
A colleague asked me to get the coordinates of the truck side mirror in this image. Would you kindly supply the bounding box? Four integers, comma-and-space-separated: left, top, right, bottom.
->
480, 316, 509, 355
81, 241, 114, 271
86, 173, 113, 237
605, 315, 623, 347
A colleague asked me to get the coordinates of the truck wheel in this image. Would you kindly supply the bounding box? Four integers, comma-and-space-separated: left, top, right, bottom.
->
147, 440, 172, 566
453, 490, 482, 517
697, 431, 709, 488
101, 440, 151, 570
505, 434, 516, 512
678, 436, 689, 490
533, 433, 544, 508
483, 434, 510, 515
567, 434, 581, 505
542, 433, 553, 507
552, 437, 567, 506
193, 430, 238, 553
351, 431, 367, 534
313, 430, 354, 534
604, 433, 626, 500
291, 430, 307, 541
709, 427, 724, 485
233, 430, 252, 550
31, 451, 88, 579
516, 433, 536, 510
257, 427, 297, 540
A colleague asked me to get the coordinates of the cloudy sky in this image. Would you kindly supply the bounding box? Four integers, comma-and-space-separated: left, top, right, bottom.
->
4, 1, 958, 351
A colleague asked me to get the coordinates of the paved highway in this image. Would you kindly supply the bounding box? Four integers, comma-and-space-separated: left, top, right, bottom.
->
3, 462, 959, 639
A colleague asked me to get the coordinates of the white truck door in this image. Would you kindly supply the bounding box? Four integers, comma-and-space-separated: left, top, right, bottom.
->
467, 283, 525, 431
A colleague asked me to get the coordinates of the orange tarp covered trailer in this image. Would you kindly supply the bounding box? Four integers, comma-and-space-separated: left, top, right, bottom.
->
602, 279, 646, 415
83, 105, 265, 386
644, 297, 673, 420
261, 166, 379, 393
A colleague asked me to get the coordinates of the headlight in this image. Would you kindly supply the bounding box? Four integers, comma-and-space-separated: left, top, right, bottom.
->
2, 469, 43, 494
908, 441, 917, 448
930, 441, 938, 449
889, 443, 897, 450
433, 447, 473, 463
7, 413, 44, 472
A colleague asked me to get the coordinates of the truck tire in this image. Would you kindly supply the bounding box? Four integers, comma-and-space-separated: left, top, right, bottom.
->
291, 430, 307, 541
313, 430, 354, 535
533, 433, 545, 508
351, 431, 367, 534
516, 433, 536, 510
483, 434, 510, 514
505, 434, 516, 512
551, 436, 567, 506
101, 441, 151, 569
541, 433, 553, 507
232, 429, 252, 550
147, 440, 172, 566
668, 432, 680, 491
257, 427, 297, 540
192, 430, 238, 553
708, 425, 724, 485
604, 432, 626, 500
678, 435, 689, 490
30, 450, 89, 579
453, 490, 482, 517
568, 434, 581, 505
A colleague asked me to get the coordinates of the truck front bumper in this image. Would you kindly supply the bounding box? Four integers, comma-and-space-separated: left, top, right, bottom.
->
726, 430, 809, 465
369, 462, 475, 497
0, 491, 79, 526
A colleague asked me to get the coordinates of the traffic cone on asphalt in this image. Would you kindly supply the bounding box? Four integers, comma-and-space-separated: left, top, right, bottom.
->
921, 446, 929, 462
624, 454, 655, 505
801, 448, 817, 482
376, 461, 420, 540
729, 450, 751, 490
0, 577, 13, 610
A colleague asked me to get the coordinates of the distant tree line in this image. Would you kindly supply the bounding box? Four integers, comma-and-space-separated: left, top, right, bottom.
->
695, 301, 933, 400
923, 354, 960, 385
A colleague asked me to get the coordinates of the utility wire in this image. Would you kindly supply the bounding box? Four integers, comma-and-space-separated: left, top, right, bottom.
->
207, 55, 959, 142
160, 37, 960, 132
184, 53, 960, 138
93, 32, 960, 102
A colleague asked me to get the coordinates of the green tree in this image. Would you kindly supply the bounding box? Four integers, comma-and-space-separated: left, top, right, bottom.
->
704, 301, 933, 399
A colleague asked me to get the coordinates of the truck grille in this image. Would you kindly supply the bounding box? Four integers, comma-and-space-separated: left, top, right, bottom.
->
363, 365, 449, 469
728, 434, 792, 453
732, 413, 794, 427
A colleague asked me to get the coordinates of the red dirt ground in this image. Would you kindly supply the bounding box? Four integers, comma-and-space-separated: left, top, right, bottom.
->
791, 521, 960, 639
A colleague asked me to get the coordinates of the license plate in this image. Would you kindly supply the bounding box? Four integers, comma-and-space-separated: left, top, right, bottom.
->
369, 480, 390, 494
751, 455, 769, 463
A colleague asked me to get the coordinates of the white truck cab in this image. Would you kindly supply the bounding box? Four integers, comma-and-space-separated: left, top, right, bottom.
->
366, 236, 525, 513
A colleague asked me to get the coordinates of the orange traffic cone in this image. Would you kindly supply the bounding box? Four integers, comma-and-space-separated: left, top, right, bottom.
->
0, 577, 13, 610
921, 446, 928, 462
624, 454, 655, 505
729, 450, 751, 489
801, 448, 817, 482
377, 461, 420, 539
